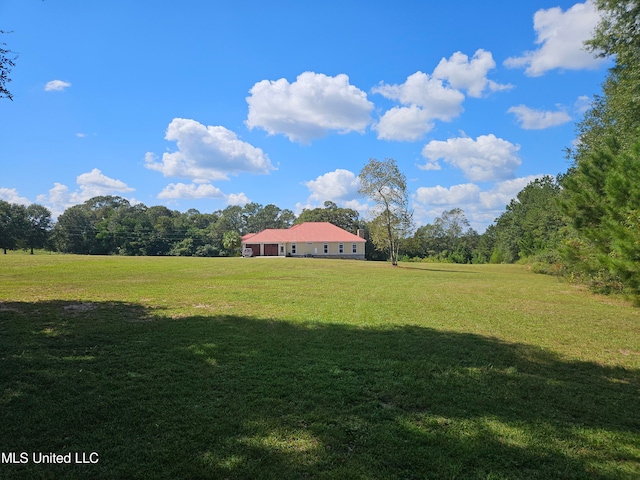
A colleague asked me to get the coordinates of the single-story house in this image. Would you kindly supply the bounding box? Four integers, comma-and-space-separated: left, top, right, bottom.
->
242, 222, 366, 260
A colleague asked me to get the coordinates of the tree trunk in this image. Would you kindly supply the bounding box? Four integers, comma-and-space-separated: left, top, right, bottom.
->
385, 211, 397, 266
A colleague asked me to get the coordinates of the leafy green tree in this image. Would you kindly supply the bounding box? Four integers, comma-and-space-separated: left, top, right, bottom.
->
0, 200, 13, 253
404, 208, 478, 263
24, 204, 52, 254
558, 0, 640, 295
474, 224, 496, 264
217, 205, 244, 234
222, 230, 242, 256
358, 158, 413, 265
0, 200, 27, 253
493, 176, 564, 263
171, 209, 218, 256
295, 201, 361, 233
243, 203, 295, 233
561, 136, 640, 300
53, 196, 134, 254
580, 0, 640, 152
52, 204, 95, 254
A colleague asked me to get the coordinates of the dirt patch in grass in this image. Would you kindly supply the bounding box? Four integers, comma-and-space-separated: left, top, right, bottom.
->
63, 302, 97, 313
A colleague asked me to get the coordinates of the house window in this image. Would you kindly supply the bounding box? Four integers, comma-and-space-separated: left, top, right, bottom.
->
339, 243, 344, 254
291, 244, 297, 254
352, 243, 357, 253
323, 243, 328, 254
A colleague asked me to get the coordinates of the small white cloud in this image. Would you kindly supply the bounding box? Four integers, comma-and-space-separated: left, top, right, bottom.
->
504, 1, 606, 76
76, 133, 87, 138
508, 104, 572, 130
45, 80, 71, 91
76, 168, 135, 196
574, 95, 592, 114
478, 176, 542, 209
418, 161, 442, 171
372, 50, 509, 142
303, 169, 360, 204
0, 187, 31, 205
37, 169, 135, 217
421, 134, 521, 182
145, 118, 274, 182
433, 49, 512, 98
299, 169, 369, 212
372, 71, 465, 142
373, 105, 435, 142
414, 183, 481, 206
246, 71, 374, 143
373, 71, 465, 121
157, 183, 225, 200
226, 192, 250, 206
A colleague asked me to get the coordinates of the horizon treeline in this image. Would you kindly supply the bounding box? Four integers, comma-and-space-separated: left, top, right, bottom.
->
0, 190, 555, 263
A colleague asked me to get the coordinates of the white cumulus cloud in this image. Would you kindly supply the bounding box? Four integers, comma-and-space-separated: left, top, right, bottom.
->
246, 71, 374, 143
414, 183, 481, 206
508, 104, 572, 129
374, 105, 437, 142
76, 168, 135, 195
298, 169, 369, 212
433, 49, 512, 97
45, 80, 72, 91
157, 183, 225, 200
226, 192, 250, 206
372, 50, 509, 142
156, 182, 247, 207
421, 134, 521, 182
145, 118, 274, 182
413, 175, 544, 231
373, 71, 464, 120
303, 169, 360, 204
0, 187, 31, 205
478, 176, 543, 209
574, 95, 592, 114
504, 1, 606, 76
371, 72, 464, 142
36, 169, 135, 218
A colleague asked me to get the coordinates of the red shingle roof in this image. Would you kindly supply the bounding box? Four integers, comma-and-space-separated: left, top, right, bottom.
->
242, 222, 365, 244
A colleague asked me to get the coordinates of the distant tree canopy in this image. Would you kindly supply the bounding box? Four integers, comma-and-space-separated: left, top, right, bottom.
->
295, 201, 361, 234
403, 208, 479, 264
492, 176, 564, 264
48, 197, 296, 256
0, 200, 51, 254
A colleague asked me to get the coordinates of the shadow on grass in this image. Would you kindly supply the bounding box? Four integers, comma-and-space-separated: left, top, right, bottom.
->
0, 301, 638, 479
397, 264, 479, 274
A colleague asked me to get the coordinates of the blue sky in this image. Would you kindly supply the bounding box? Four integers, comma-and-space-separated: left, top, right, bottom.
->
0, 0, 611, 231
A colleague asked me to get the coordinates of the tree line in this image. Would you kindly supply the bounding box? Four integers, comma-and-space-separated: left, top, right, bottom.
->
0, 186, 555, 266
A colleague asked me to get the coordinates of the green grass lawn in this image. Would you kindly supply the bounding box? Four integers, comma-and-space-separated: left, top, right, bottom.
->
0, 255, 638, 479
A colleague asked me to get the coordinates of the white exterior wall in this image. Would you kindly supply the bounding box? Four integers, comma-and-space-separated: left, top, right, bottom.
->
287, 241, 364, 259
244, 241, 365, 259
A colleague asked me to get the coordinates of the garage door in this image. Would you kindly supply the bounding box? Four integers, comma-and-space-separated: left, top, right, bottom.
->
246, 244, 261, 256
264, 244, 279, 256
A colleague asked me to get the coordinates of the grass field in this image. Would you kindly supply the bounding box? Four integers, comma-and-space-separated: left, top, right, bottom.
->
0, 254, 638, 479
